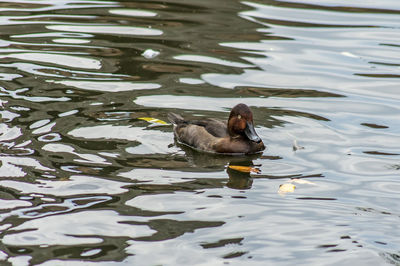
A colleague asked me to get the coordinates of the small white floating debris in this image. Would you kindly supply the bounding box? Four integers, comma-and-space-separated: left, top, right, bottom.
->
142, 49, 160, 59
341, 51, 358, 58
293, 139, 304, 151
290, 179, 316, 185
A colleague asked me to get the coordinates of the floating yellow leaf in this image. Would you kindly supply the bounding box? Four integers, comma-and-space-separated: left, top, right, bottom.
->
278, 183, 296, 194
138, 117, 168, 125
228, 165, 261, 174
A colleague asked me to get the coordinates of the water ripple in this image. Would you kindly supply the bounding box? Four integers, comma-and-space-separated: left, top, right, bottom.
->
0, 0, 399, 265
47, 25, 163, 36
3, 210, 155, 246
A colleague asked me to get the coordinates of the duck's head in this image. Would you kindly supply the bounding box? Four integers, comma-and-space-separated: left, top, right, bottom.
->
227, 103, 262, 143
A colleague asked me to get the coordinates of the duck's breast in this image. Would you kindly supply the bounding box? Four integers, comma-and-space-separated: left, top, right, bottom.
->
214, 138, 265, 154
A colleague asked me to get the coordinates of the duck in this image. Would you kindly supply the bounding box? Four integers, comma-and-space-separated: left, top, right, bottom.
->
168, 103, 265, 154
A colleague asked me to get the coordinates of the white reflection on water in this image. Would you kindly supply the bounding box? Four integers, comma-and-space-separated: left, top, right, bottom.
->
0, 157, 52, 177
47, 25, 163, 36
179, 77, 205, 84
281, 0, 400, 10
43, 143, 111, 165
8, 256, 31, 266
241, 1, 400, 27
51, 80, 161, 92
126, 191, 222, 214
125, 238, 228, 266
0, 85, 70, 102
109, 9, 157, 17
0, 175, 128, 196
174, 55, 253, 68
0, 123, 21, 142
2, 210, 155, 246
69, 125, 180, 155
134, 94, 400, 118
11, 32, 93, 39
52, 38, 91, 44
0, 199, 31, 210
2, 53, 101, 70
119, 168, 225, 185
32, 122, 56, 135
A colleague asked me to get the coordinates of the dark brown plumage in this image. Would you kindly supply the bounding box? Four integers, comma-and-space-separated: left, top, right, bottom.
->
168, 104, 265, 154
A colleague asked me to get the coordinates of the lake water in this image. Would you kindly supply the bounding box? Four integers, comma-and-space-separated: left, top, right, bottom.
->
0, 0, 399, 265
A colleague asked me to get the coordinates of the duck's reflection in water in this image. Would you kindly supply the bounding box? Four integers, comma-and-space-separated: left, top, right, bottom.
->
226, 163, 254, 190
178, 142, 262, 189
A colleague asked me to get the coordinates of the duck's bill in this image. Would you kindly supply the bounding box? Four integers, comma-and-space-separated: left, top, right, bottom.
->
245, 121, 262, 143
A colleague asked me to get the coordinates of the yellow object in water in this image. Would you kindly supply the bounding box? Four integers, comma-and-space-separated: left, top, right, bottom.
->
278, 183, 296, 194
228, 165, 261, 174
138, 117, 168, 125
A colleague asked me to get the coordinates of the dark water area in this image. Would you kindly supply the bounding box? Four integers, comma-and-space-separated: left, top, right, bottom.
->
0, 0, 399, 265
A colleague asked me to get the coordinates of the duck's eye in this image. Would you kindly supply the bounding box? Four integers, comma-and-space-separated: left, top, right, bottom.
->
237, 115, 241, 119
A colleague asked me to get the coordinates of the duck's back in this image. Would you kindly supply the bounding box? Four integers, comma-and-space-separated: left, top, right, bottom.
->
189, 118, 228, 138
168, 113, 228, 151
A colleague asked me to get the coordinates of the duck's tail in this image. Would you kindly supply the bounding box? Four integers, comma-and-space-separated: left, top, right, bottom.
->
167, 112, 185, 125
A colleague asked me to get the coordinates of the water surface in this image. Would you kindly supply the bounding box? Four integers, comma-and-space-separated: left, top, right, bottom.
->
0, 0, 399, 265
